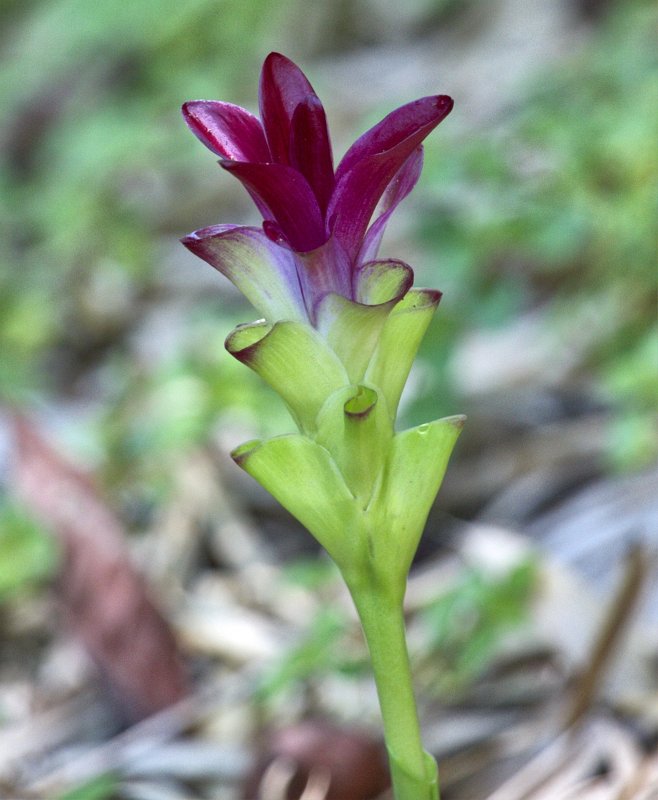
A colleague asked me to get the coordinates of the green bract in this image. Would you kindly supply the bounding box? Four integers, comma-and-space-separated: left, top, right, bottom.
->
228, 287, 464, 594
226, 320, 347, 434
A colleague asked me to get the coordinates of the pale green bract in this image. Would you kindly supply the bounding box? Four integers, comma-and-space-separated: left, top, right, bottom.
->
227, 269, 464, 596
225, 272, 464, 800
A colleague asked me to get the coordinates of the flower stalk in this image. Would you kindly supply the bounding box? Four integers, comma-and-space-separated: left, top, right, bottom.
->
180, 52, 462, 799
351, 582, 438, 800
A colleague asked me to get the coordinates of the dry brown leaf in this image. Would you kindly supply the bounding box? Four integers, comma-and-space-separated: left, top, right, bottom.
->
10, 415, 189, 721
243, 720, 390, 800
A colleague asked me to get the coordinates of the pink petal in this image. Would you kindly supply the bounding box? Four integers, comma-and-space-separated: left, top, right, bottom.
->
182, 100, 270, 162
328, 96, 453, 260
289, 96, 335, 214
357, 146, 424, 264
335, 95, 453, 184
221, 160, 327, 252
258, 52, 317, 165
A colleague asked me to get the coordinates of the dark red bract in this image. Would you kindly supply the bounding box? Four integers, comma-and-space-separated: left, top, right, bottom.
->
183, 53, 453, 258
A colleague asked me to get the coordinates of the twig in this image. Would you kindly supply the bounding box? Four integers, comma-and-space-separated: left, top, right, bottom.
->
24, 676, 248, 796
564, 542, 650, 729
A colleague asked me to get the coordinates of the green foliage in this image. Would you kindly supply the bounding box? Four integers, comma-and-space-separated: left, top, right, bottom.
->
256, 558, 369, 704
56, 773, 119, 800
410, 0, 657, 467
605, 327, 658, 470
258, 557, 537, 704
0, 0, 296, 399
421, 560, 537, 694
280, 556, 340, 590
95, 308, 291, 506
0, 501, 60, 601
256, 607, 358, 702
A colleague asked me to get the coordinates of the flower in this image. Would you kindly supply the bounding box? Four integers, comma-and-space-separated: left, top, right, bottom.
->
179, 57, 464, 797
181, 53, 452, 322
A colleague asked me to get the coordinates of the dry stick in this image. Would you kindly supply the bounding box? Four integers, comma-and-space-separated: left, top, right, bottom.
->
24, 676, 247, 797
485, 542, 650, 800
564, 541, 650, 730
483, 728, 590, 800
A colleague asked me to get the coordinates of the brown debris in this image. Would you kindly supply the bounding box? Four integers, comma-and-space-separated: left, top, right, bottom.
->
242, 720, 390, 800
10, 415, 189, 721
563, 542, 651, 729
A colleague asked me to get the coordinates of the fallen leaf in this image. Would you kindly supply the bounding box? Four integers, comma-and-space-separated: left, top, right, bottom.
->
10, 415, 189, 721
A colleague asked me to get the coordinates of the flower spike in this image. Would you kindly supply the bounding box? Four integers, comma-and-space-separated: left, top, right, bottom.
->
183, 53, 452, 265
181, 54, 461, 800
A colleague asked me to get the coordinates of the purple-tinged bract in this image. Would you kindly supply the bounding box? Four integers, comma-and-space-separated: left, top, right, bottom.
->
182, 52, 453, 321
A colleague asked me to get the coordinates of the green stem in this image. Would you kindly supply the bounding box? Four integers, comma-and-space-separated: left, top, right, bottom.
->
349, 582, 439, 800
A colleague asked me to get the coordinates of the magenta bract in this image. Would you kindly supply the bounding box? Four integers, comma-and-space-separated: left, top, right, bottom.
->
182, 52, 453, 319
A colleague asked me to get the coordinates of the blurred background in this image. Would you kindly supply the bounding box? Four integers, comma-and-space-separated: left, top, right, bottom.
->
0, 0, 657, 798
